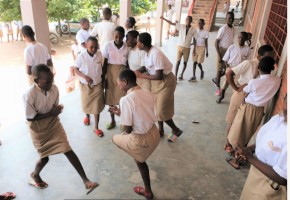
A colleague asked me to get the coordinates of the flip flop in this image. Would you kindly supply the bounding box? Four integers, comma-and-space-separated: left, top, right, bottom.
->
1, 192, 16, 200
226, 157, 240, 169
94, 129, 104, 137
83, 117, 90, 125
86, 182, 99, 195
106, 123, 116, 130
28, 178, 48, 189
167, 129, 183, 142
133, 186, 153, 200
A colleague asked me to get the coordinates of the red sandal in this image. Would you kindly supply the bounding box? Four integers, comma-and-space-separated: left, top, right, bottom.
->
1, 192, 16, 200
83, 117, 90, 125
94, 129, 104, 137
133, 186, 153, 200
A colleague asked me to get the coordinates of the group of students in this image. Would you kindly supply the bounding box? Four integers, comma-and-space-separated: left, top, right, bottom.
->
17, 7, 286, 200
0, 21, 23, 42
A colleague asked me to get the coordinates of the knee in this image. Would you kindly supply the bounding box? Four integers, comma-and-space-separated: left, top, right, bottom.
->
41, 157, 49, 164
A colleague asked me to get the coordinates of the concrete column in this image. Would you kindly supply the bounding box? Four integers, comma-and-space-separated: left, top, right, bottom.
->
20, 0, 51, 49
175, 0, 183, 23
119, 0, 131, 28
155, 0, 165, 46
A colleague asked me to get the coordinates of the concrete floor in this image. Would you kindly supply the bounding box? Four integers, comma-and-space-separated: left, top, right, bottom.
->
0, 27, 251, 200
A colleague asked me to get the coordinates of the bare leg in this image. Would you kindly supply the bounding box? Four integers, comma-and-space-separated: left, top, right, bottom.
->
179, 62, 188, 78
175, 61, 181, 78
110, 105, 116, 125
135, 160, 152, 194
31, 157, 49, 183
165, 119, 182, 136
193, 62, 197, 77
94, 114, 100, 130
158, 121, 164, 136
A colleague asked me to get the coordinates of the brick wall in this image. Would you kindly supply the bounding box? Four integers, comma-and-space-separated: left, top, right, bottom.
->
263, 0, 287, 115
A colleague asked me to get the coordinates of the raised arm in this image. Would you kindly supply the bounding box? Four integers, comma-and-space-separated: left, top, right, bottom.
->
160, 16, 176, 26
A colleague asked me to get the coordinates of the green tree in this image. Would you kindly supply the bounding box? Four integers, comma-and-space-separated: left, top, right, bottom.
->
0, 0, 21, 22
131, 0, 153, 16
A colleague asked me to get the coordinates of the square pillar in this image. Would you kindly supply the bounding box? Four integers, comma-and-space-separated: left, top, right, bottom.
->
119, 0, 131, 28
20, 0, 51, 49
175, 0, 183, 23
155, 0, 165, 46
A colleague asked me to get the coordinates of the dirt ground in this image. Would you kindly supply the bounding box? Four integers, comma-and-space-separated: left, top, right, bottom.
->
0, 34, 75, 129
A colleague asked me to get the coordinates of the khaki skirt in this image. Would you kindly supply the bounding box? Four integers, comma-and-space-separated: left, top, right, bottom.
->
27, 117, 72, 158
105, 64, 126, 105
137, 78, 151, 91
240, 165, 286, 200
226, 91, 246, 123
80, 82, 105, 114
150, 72, 176, 121
228, 103, 264, 148
112, 125, 160, 163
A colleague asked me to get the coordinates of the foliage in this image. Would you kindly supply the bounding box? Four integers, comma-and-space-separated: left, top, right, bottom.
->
47, 0, 76, 21
0, 0, 21, 22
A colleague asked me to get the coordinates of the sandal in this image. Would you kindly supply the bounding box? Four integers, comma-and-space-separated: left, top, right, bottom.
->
200, 71, 204, 80
94, 129, 104, 137
224, 144, 235, 156
83, 117, 90, 126
28, 178, 48, 189
1, 192, 16, 200
133, 186, 153, 200
188, 77, 197, 82
226, 157, 240, 169
178, 74, 183, 80
106, 122, 116, 130
167, 129, 183, 142
85, 181, 99, 195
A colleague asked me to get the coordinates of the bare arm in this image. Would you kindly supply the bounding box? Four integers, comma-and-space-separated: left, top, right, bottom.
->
225, 68, 247, 92
160, 16, 176, 26
193, 38, 196, 56
135, 69, 163, 80
72, 50, 76, 61
27, 104, 63, 121
137, 66, 147, 73
215, 39, 222, 62
205, 38, 208, 57
74, 67, 93, 85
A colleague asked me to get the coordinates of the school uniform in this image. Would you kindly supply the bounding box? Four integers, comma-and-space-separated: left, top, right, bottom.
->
76, 29, 90, 52
193, 28, 209, 63
226, 59, 259, 123
0, 24, 3, 38
75, 50, 105, 114
228, 74, 281, 149
175, 23, 196, 62
144, 46, 176, 121
221, 44, 251, 90
165, 8, 174, 31
90, 20, 116, 50
216, 25, 235, 71
23, 84, 72, 158
128, 46, 150, 91
24, 42, 51, 85
240, 114, 287, 200
112, 86, 160, 163
102, 41, 129, 105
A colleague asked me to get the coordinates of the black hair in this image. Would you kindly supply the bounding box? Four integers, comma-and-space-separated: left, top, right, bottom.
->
240, 31, 248, 40
138, 32, 152, 47
32, 64, 53, 79
128, 17, 136, 27
199, 18, 205, 24
87, 36, 98, 43
258, 56, 275, 73
258, 45, 274, 56
227, 12, 235, 18
21, 25, 35, 38
115, 26, 125, 37
119, 69, 136, 84
79, 18, 89, 24
187, 16, 193, 22
127, 30, 139, 39
103, 7, 112, 16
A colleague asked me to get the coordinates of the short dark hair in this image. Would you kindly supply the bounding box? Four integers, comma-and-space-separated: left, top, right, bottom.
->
79, 18, 89, 24
32, 64, 53, 79
138, 32, 152, 47
103, 7, 112, 16
115, 26, 125, 37
258, 45, 274, 56
119, 69, 136, 84
227, 11, 234, 18
21, 25, 35, 38
199, 18, 205, 24
87, 36, 98, 43
258, 56, 275, 73
127, 30, 139, 39
128, 17, 136, 27
240, 31, 248, 40
187, 16, 193, 22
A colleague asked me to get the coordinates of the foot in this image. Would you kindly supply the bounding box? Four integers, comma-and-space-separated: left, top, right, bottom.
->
159, 130, 164, 137
84, 181, 99, 195
226, 157, 240, 169
83, 116, 90, 125
106, 122, 116, 130
133, 186, 153, 200
216, 90, 225, 103
178, 74, 183, 80
215, 88, 221, 96
188, 77, 197, 82
200, 71, 204, 80
29, 172, 48, 189
224, 144, 235, 156
94, 129, 104, 137
167, 129, 183, 142
212, 78, 218, 87
0, 192, 16, 200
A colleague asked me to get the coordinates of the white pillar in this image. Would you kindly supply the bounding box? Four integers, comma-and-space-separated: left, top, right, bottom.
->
175, 0, 183, 23
155, 0, 165, 46
119, 0, 131, 28
20, 0, 51, 49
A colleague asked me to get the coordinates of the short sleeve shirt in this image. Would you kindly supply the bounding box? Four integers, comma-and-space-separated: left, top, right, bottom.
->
223, 44, 251, 67
76, 29, 90, 51
24, 42, 51, 67
176, 23, 196, 48
128, 46, 146, 71
102, 41, 128, 65
216, 25, 235, 49
194, 29, 209, 46
232, 59, 259, 85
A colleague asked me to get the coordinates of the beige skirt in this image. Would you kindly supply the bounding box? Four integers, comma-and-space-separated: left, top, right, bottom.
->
137, 78, 151, 91
240, 165, 286, 200
105, 64, 126, 105
228, 103, 264, 148
150, 73, 176, 121
80, 82, 105, 114
27, 117, 72, 158
226, 91, 246, 123
112, 125, 160, 163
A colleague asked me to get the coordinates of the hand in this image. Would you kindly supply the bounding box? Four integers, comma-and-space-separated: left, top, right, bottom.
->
49, 104, 63, 116
206, 51, 209, 57
134, 71, 142, 78
236, 84, 247, 92
108, 106, 120, 116
235, 146, 253, 161
84, 76, 93, 85
219, 58, 223, 64
160, 16, 163, 19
